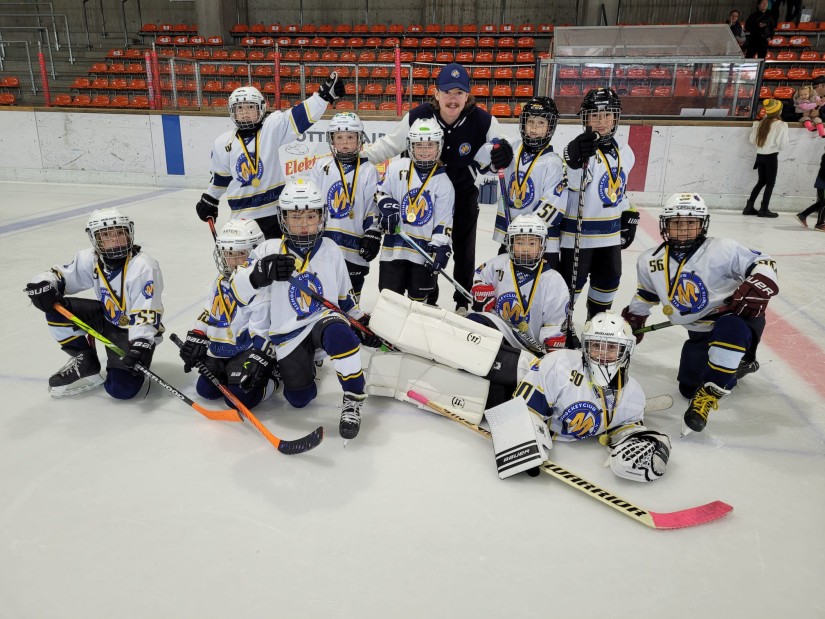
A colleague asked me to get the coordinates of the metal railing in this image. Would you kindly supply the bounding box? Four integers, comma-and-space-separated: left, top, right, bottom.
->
0, 12, 73, 62
0, 40, 36, 92
0, 26, 55, 77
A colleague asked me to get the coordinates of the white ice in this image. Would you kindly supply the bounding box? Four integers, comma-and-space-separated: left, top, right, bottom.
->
1, 181, 823, 618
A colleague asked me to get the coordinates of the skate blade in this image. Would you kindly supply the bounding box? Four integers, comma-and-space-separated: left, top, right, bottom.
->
680, 418, 694, 438
48, 374, 105, 398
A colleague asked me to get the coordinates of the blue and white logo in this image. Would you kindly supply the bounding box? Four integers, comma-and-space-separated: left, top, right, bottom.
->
559, 401, 602, 439
401, 188, 434, 226
288, 272, 324, 317
670, 272, 710, 315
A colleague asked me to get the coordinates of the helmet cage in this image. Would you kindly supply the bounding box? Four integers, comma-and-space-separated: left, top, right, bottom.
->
579, 88, 622, 143
327, 112, 365, 165
407, 119, 444, 170
581, 312, 635, 388
659, 193, 710, 253
519, 97, 558, 152
229, 87, 266, 131
213, 219, 264, 277
277, 180, 327, 250
86, 208, 134, 263
506, 214, 548, 269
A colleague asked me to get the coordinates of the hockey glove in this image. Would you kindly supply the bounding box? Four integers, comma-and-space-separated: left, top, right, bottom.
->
543, 334, 566, 352
25, 276, 63, 313
249, 254, 296, 288
607, 428, 671, 483
471, 283, 496, 312
123, 338, 154, 376
620, 210, 640, 249
564, 129, 599, 170
621, 306, 648, 344
318, 71, 345, 103
375, 191, 401, 232
353, 314, 382, 348
179, 329, 210, 373
358, 229, 382, 262
490, 138, 514, 171
427, 243, 452, 274
730, 273, 778, 319
238, 348, 272, 393
196, 193, 219, 222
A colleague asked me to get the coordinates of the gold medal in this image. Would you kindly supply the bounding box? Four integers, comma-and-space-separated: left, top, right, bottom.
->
348, 210, 354, 219
513, 198, 523, 208
118, 314, 130, 327
406, 207, 416, 223
663, 305, 674, 317
518, 321, 529, 333
251, 178, 261, 187
608, 191, 617, 203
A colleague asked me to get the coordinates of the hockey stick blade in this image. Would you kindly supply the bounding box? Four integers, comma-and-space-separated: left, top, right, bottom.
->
406, 390, 732, 530
644, 394, 674, 413
169, 334, 323, 454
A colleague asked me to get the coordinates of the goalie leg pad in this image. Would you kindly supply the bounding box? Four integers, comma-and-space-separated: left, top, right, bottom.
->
369, 289, 503, 376
366, 350, 488, 425
607, 427, 671, 483
486, 398, 553, 479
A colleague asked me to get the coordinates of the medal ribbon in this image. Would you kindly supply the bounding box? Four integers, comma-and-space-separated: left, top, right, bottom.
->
663, 246, 691, 305
513, 144, 546, 205
508, 259, 544, 328
596, 146, 623, 201
406, 161, 438, 218
215, 276, 235, 337
237, 132, 261, 183
95, 254, 130, 321
335, 157, 360, 209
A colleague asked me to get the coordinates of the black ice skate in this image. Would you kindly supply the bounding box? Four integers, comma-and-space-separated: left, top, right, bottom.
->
339, 392, 366, 440
736, 359, 760, 379
48, 351, 104, 398
682, 383, 728, 434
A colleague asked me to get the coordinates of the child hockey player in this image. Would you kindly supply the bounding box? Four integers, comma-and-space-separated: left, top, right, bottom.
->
374, 117, 455, 304
621, 192, 779, 434
309, 111, 380, 301
25, 208, 164, 399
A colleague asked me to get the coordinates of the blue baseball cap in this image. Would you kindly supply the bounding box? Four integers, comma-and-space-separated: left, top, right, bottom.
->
436, 63, 470, 93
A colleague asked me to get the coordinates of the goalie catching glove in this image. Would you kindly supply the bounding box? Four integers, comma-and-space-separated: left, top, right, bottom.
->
603, 426, 671, 482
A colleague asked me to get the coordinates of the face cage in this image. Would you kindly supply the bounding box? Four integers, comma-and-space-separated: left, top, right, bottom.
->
278, 208, 328, 251
408, 139, 442, 170
580, 106, 621, 143
519, 113, 557, 152
507, 233, 546, 269
659, 215, 709, 253
230, 101, 265, 131
88, 225, 133, 262
213, 246, 250, 278
582, 336, 631, 387
327, 130, 364, 164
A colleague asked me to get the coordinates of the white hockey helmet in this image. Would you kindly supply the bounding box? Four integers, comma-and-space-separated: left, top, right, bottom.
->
213, 218, 264, 277
85, 207, 134, 263
660, 192, 709, 252
407, 118, 444, 170
327, 112, 365, 164
581, 311, 635, 388
228, 86, 267, 130
506, 214, 547, 269
278, 177, 327, 250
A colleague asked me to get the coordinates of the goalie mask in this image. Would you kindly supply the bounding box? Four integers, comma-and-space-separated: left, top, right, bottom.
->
506, 214, 547, 270
86, 207, 134, 266
327, 112, 365, 165
214, 219, 264, 278
278, 177, 327, 251
581, 311, 635, 388
660, 193, 709, 254
519, 97, 558, 153
229, 86, 267, 131
580, 87, 621, 145
407, 118, 444, 171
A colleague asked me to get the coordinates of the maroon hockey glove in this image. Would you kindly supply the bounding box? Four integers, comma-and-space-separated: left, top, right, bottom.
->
471, 283, 496, 312
730, 273, 778, 319
621, 306, 648, 344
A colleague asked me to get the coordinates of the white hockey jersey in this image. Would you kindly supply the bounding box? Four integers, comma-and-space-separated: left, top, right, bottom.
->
378, 159, 455, 266
516, 350, 646, 442
43, 247, 164, 343
563, 141, 635, 249
473, 253, 568, 350
192, 275, 266, 359
308, 154, 380, 267
628, 237, 778, 333
231, 238, 363, 358
206, 93, 329, 220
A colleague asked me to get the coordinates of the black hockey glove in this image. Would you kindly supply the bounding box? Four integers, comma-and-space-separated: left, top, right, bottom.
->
564, 129, 599, 170
179, 329, 210, 373
620, 210, 640, 249
123, 338, 154, 376
427, 243, 452, 274
238, 348, 272, 393
25, 278, 63, 313
249, 254, 296, 288
353, 314, 382, 348
318, 71, 345, 103
196, 193, 219, 222
358, 229, 382, 262
375, 191, 401, 232
490, 138, 514, 171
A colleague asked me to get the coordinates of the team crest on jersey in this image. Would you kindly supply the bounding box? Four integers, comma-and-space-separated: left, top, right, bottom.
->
210, 285, 239, 327
99, 289, 128, 327
142, 281, 154, 299
597, 167, 627, 205
288, 272, 324, 317
326, 181, 354, 219
496, 291, 528, 328
553, 181, 565, 197
401, 188, 434, 226
508, 172, 535, 208
559, 401, 601, 439
459, 142, 471, 156
670, 272, 710, 314
235, 153, 264, 187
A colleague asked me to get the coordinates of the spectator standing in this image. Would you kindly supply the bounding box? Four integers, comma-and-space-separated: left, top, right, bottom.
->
795, 150, 825, 231
745, 0, 775, 59
728, 10, 746, 47
743, 98, 788, 218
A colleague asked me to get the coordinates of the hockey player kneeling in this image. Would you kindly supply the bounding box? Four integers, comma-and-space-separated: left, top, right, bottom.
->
497, 312, 670, 482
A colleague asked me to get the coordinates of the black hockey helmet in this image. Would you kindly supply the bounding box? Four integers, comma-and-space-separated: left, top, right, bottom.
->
579, 87, 622, 143
519, 96, 559, 152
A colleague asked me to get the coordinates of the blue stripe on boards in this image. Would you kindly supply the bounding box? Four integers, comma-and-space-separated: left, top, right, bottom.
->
161, 115, 185, 175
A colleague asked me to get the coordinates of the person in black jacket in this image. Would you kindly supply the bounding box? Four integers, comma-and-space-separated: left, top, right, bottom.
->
745, 0, 775, 59
796, 151, 825, 231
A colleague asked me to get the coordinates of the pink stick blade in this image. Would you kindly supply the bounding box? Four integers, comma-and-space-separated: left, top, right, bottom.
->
649, 501, 734, 529
407, 391, 428, 406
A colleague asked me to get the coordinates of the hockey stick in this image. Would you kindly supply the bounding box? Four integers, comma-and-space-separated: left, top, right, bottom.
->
564, 143, 592, 349
406, 390, 732, 530
632, 306, 732, 336
393, 226, 473, 303
52, 304, 242, 422
491, 139, 512, 231
170, 334, 323, 455
643, 394, 673, 413
207, 217, 218, 240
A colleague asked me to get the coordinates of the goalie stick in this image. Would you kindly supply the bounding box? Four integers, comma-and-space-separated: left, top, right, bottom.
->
406, 389, 733, 530
644, 394, 673, 413
393, 226, 473, 303
52, 304, 241, 422
170, 334, 323, 455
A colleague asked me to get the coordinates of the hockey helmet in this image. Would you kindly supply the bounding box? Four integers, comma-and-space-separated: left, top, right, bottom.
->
213, 218, 264, 277
660, 192, 709, 253
581, 311, 635, 388
85, 207, 134, 264
579, 87, 622, 143
506, 214, 547, 269
519, 97, 559, 152
228, 86, 267, 131
407, 118, 444, 170
327, 112, 365, 165
277, 177, 327, 251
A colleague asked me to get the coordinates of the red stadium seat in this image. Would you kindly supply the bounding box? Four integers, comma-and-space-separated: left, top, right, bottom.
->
490, 103, 512, 117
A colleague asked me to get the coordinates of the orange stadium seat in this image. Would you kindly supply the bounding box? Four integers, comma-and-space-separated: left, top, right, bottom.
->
416, 52, 435, 62
496, 52, 515, 63
472, 67, 492, 79
498, 37, 515, 48
476, 51, 493, 63
52, 94, 72, 106
71, 94, 92, 106
358, 101, 377, 111
379, 101, 398, 111
364, 83, 384, 96
494, 67, 513, 80
436, 52, 455, 63
800, 50, 819, 61
490, 103, 512, 117
492, 84, 513, 97
772, 86, 795, 99
440, 37, 457, 48
515, 84, 534, 97
335, 100, 355, 110
653, 86, 672, 96
471, 84, 490, 97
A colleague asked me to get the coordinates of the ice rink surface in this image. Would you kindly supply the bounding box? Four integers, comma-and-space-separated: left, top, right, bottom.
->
1, 181, 824, 619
